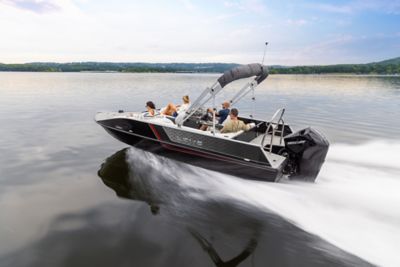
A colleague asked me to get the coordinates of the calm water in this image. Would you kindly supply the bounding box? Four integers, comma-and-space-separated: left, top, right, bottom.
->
0, 72, 399, 267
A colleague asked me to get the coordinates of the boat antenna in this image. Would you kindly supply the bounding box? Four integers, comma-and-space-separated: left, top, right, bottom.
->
247, 42, 269, 119
261, 42, 269, 65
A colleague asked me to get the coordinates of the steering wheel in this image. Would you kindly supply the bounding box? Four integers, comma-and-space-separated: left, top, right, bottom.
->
200, 110, 213, 121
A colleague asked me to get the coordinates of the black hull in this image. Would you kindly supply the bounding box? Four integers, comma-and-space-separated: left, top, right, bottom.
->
101, 125, 283, 182
104, 127, 143, 146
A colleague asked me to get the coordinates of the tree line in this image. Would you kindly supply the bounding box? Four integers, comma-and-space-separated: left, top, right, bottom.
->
269, 63, 400, 74
0, 62, 239, 73
0, 60, 399, 74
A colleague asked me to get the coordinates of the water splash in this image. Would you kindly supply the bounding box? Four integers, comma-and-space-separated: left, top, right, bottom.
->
226, 141, 400, 267
127, 141, 400, 267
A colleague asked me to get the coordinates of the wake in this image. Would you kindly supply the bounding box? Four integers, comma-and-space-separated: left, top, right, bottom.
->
127, 141, 400, 267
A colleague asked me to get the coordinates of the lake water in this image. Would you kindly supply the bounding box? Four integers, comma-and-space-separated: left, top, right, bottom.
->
0, 72, 399, 267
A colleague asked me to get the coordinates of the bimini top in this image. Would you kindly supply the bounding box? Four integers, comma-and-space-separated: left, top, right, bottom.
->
217, 63, 268, 88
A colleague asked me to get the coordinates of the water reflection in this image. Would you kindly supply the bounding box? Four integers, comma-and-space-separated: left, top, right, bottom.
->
189, 229, 257, 267
0, 147, 376, 267
98, 148, 260, 266
98, 147, 162, 215
95, 148, 373, 267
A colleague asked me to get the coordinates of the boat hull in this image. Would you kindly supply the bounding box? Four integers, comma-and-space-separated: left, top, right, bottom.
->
98, 122, 284, 182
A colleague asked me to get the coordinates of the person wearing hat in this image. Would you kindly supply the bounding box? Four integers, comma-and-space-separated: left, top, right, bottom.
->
220, 108, 254, 133
162, 95, 190, 117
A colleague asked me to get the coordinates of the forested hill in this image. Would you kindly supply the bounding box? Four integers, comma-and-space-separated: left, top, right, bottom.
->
0, 57, 399, 74
0, 62, 239, 73
270, 57, 400, 74
371, 57, 400, 65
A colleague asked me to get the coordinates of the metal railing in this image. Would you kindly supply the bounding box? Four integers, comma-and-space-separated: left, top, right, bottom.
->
261, 108, 285, 153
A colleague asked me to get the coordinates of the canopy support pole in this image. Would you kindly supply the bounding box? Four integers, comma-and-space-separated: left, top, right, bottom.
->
176, 82, 222, 126
230, 80, 258, 106
250, 87, 255, 118
212, 95, 216, 135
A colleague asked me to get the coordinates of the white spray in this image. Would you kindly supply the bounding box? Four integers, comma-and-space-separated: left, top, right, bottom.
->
127, 141, 400, 267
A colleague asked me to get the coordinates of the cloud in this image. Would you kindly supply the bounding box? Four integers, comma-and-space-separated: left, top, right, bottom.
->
304, 35, 355, 51
0, 0, 60, 13
286, 19, 308, 26
309, 0, 400, 15
285, 35, 357, 64
223, 0, 266, 13
201, 12, 238, 25
356, 0, 400, 14
285, 33, 400, 65
178, 0, 196, 11
312, 3, 353, 14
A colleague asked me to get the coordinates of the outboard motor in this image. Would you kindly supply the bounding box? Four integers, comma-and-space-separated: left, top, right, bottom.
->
281, 127, 329, 182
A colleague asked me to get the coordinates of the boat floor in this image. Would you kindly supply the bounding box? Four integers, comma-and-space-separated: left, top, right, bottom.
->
250, 134, 285, 147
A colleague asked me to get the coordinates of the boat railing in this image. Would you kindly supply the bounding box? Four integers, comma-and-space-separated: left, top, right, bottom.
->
261, 108, 285, 153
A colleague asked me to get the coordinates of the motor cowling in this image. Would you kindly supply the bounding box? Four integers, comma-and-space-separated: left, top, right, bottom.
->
282, 127, 329, 182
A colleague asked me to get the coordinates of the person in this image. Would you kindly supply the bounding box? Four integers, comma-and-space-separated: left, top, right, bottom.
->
199, 101, 230, 131
220, 108, 254, 133
214, 101, 231, 125
145, 101, 156, 116
162, 95, 190, 117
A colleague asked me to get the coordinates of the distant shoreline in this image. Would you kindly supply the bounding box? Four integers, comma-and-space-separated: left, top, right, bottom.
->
1, 58, 399, 74
0, 71, 398, 77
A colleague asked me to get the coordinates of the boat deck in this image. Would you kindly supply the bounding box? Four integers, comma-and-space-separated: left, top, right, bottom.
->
250, 134, 285, 147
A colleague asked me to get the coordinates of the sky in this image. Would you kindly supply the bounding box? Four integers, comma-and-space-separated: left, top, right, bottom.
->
0, 0, 399, 65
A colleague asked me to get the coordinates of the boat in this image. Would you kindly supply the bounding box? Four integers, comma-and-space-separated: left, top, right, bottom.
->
95, 63, 329, 182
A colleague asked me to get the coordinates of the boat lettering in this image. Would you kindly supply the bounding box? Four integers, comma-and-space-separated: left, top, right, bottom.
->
176, 136, 203, 147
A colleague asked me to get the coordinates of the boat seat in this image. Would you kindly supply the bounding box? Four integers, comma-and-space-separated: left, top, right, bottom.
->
220, 130, 244, 139
198, 120, 224, 129
143, 111, 161, 117
217, 123, 255, 139
165, 116, 176, 123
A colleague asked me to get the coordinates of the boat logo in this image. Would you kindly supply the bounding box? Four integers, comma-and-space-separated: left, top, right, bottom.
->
176, 136, 203, 147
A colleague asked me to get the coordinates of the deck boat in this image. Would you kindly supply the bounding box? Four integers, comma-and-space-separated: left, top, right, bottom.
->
95, 63, 329, 182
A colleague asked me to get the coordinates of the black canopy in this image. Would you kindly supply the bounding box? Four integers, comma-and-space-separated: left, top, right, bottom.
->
217, 63, 268, 88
